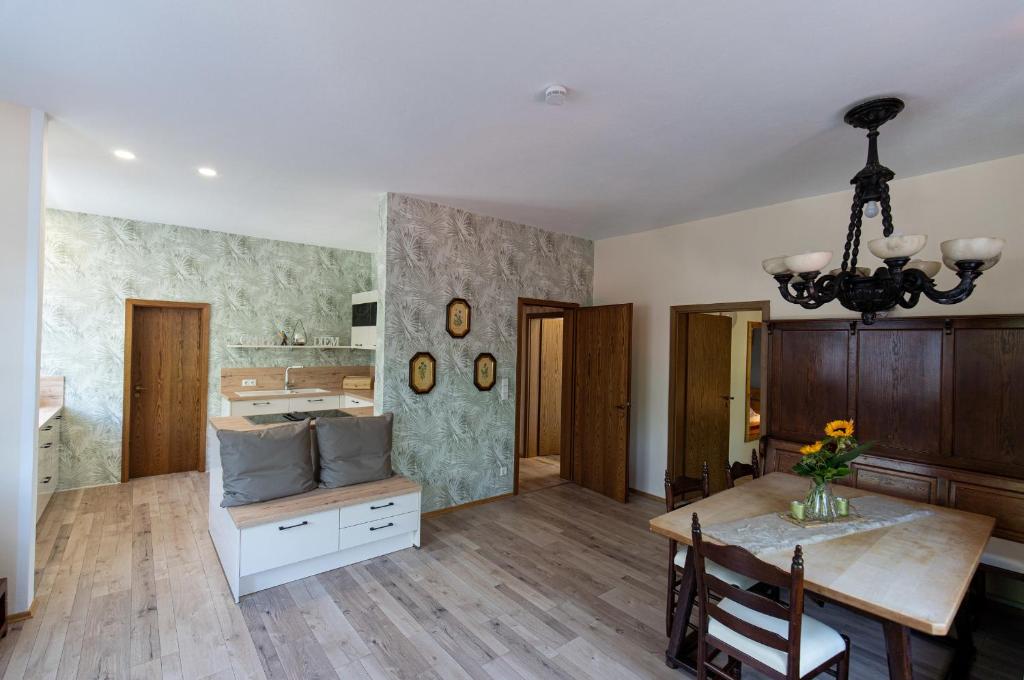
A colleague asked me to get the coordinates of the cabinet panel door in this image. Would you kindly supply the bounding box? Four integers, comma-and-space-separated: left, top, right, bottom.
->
769, 325, 850, 442
951, 323, 1024, 477
855, 325, 943, 462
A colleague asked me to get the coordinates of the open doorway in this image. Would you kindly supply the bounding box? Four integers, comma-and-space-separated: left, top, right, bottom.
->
667, 301, 769, 492
520, 312, 568, 493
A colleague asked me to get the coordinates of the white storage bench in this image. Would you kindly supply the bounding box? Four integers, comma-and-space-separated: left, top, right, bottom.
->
208, 461, 421, 602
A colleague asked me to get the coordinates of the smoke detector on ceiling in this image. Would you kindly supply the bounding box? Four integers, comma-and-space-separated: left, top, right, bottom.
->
544, 84, 568, 106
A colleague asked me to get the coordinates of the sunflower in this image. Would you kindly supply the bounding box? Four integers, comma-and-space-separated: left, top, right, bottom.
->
800, 441, 823, 455
824, 419, 855, 438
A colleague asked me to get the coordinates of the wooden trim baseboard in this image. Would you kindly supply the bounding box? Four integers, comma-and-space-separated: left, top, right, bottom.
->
422, 492, 514, 519
629, 488, 665, 503
7, 599, 34, 624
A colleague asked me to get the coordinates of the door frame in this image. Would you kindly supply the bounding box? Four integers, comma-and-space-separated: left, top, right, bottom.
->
514, 298, 579, 495
666, 300, 770, 481
121, 298, 211, 482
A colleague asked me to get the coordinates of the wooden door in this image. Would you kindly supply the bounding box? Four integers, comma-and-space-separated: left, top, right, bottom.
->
538, 317, 564, 456
683, 314, 732, 491
572, 304, 632, 502
126, 303, 208, 479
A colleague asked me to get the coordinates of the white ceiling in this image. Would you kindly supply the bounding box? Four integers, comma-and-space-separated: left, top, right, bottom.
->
2, 1, 1023, 252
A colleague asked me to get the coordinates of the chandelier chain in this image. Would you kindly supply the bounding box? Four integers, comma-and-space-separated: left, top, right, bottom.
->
880, 184, 895, 237
841, 187, 862, 272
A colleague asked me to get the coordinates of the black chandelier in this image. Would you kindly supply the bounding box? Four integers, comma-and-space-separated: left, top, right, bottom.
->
762, 97, 1005, 324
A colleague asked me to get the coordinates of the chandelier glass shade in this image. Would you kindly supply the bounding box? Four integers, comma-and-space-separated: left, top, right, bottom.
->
763, 97, 1005, 324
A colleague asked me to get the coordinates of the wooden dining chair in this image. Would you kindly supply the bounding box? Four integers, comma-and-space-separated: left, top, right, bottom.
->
725, 449, 761, 489
664, 463, 758, 636
690, 513, 851, 680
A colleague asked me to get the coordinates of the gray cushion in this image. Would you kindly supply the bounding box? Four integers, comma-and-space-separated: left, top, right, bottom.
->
316, 413, 393, 488
218, 420, 316, 507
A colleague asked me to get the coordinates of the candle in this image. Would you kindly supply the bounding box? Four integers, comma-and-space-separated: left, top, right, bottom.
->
836, 497, 849, 517
790, 500, 805, 522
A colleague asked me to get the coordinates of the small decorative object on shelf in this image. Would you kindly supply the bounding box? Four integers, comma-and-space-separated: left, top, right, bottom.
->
835, 496, 850, 517
276, 330, 288, 346
791, 419, 869, 522
761, 97, 1005, 324
291, 321, 308, 346
409, 352, 436, 394
446, 298, 471, 338
474, 353, 497, 391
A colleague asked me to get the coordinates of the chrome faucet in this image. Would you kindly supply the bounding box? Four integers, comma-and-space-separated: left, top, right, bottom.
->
284, 365, 303, 390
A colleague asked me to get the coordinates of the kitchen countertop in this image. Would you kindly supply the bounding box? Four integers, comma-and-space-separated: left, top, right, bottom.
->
220, 387, 374, 402
209, 406, 375, 432
39, 403, 62, 428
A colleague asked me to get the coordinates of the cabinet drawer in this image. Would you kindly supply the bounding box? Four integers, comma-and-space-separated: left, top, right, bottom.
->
239, 508, 339, 575
289, 395, 342, 412
343, 395, 373, 408
338, 491, 419, 528
231, 398, 291, 416
340, 510, 418, 550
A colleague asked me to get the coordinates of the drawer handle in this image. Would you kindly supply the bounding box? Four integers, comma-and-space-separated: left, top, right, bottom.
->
307, 398, 324, 402
252, 401, 272, 406
42, 476, 51, 483
41, 442, 52, 449
278, 520, 309, 531
42, 425, 53, 431
369, 522, 394, 532
370, 501, 395, 510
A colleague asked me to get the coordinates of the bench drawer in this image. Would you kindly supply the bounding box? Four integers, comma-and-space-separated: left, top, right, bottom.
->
340, 511, 418, 550
240, 508, 339, 575
338, 491, 419, 528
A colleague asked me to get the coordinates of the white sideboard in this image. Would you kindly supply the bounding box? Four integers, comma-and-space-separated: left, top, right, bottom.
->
37, 409, 61, 521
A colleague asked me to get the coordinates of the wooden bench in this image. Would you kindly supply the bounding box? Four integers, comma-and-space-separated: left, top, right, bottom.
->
208, 473, 422, 602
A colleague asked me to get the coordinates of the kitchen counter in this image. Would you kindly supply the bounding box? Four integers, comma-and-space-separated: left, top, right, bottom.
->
39, 375, 65, 427
39, 403, 62, 428
210, 406, 375, 432
220, 387, 373, 402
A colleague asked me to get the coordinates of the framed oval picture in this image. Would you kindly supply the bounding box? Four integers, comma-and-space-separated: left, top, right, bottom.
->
446, 298, 471, 338
474, 352, 497, 391
409, 352, 436, 394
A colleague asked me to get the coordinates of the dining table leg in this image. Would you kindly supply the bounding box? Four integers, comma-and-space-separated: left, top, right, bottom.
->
882, 620, 914, 680
665, 545, 697, 669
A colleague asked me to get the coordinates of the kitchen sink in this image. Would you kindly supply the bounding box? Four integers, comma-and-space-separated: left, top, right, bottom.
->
235, 387, 330, 397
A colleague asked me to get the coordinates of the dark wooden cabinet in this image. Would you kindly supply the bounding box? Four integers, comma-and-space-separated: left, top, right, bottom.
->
767, 315, 1024, 479
765, 315, 1024, 540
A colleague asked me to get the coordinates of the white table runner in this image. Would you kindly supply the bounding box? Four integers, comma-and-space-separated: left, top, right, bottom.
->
703, 495, 933, 556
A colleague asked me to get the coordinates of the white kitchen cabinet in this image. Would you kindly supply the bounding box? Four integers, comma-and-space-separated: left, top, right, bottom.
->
343, 395, 373, 408
37, 411, 61, 521
288, 394, 342, 412
224, 397, 291, 416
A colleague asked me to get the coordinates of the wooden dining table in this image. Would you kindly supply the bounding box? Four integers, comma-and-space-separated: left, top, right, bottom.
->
649, 472, 995, 679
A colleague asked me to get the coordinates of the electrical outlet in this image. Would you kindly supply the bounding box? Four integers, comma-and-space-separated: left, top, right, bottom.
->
241, 378, 257, 387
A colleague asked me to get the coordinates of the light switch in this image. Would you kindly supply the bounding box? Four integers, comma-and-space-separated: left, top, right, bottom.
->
499, 378, 508, 401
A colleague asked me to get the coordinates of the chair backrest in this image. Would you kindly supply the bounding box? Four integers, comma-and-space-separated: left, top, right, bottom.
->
725, 449, 761, 489
691, 513, 805, 678
664, 461, 710, 512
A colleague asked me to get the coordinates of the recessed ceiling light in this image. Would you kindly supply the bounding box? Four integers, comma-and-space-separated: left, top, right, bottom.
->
113, 149, 136, 160
197, 167, 218, 177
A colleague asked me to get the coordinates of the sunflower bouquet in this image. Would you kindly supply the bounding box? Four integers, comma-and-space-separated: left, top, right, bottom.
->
791, 419, 868, 484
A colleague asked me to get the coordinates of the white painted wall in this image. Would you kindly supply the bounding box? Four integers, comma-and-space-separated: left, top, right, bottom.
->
594, 154, 1024, 497
0, 101, 47, 613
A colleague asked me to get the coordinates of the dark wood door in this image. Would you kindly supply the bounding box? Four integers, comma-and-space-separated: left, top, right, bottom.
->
128, 305, 205, 478
572, 304, 632, 502
684, 314, 732, 491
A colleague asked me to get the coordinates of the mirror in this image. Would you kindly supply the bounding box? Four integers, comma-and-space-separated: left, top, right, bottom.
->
744, 321, 762, 442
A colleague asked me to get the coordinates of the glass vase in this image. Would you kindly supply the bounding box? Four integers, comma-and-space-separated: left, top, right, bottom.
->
805, 480, 838, 522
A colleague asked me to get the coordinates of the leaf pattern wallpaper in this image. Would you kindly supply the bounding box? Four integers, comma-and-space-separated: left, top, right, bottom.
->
377, 194, 594, 512
42, 209, 375, 490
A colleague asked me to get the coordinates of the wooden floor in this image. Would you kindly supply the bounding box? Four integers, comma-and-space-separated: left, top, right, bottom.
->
518, 455, 568, 494
0, 472, 1021, 680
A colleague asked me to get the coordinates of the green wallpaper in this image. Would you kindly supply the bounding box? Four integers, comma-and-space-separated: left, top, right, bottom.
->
42, 209, 374, 489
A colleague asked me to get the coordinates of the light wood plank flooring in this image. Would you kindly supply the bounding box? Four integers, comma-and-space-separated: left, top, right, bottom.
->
518, 455, 568, 495
0, 472, 1020, 680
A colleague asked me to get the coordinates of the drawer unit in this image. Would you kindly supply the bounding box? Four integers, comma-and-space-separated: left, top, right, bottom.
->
289, 394, 342, 412
338, 491, 419, 528
343, 395, 373, 408
239, 508, 339, 575
230, 398, 291, 417
37, 411, 61, 521
340, 510, 419, 551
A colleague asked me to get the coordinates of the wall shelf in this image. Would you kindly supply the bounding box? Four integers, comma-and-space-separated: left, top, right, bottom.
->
226, 344, 375, 350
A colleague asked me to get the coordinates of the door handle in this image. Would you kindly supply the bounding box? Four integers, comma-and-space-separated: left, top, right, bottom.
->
615, 403, 631, 411
721, 395, 734, 401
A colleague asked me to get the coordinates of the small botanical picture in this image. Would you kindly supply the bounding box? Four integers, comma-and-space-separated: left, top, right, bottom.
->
474, 353, 497, 391
446, 298, 471, 338
409, 352, 436, 394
